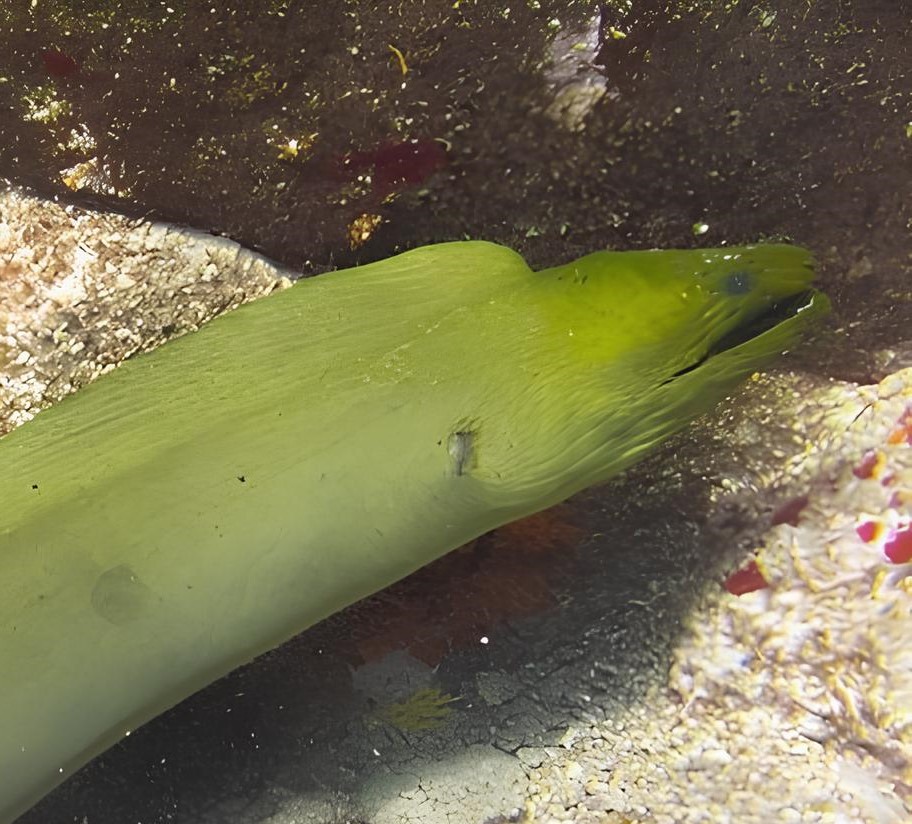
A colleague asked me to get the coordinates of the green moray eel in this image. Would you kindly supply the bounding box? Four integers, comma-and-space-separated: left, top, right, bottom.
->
0, 240, 827, 820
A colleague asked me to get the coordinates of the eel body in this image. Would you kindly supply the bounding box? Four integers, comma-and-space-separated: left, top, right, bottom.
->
0, 240, 827, 820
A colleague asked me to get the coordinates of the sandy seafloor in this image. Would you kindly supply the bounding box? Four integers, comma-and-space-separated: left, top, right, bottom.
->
2, 186, 909, 824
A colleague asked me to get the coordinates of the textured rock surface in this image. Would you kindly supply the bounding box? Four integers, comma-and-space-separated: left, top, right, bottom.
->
524, 370, 912, 823
0, 184, 291, 433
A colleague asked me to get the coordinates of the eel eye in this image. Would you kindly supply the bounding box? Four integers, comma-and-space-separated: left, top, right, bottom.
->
724, 270, 754, 295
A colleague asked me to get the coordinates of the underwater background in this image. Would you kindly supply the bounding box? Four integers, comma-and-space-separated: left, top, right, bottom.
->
1, 1, 909, 822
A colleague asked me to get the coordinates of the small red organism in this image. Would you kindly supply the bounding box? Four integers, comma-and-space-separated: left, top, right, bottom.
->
771, 495, 809, 527
887, 407, 912, 446
723, 560, 768, 596
853, 450, 884, 480
42, 49, 79, 78
342, 139, 447, 198
884, 524, 912, 564
856, 520, 880, 543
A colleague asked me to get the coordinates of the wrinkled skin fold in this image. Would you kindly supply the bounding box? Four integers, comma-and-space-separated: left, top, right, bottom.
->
0, 240, 828, 821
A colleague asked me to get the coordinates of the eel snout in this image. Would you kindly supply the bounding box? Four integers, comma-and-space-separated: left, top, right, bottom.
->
664, 287, 823, 382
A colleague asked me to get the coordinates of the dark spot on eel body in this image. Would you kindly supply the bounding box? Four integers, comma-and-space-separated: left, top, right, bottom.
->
447, 430, 475, 476
91, 564, 152, 626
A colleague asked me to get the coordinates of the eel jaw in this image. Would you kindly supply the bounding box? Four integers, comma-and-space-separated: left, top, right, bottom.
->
664, 288, 821, 382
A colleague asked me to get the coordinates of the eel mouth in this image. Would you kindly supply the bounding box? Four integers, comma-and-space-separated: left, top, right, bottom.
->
666, 288, 818, 381
707, 288, 818, 356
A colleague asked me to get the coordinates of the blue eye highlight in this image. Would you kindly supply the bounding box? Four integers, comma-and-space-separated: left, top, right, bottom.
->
724, 270, 754, 295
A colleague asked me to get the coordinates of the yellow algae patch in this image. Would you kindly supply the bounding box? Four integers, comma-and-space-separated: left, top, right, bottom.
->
376, 688, 461, 732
